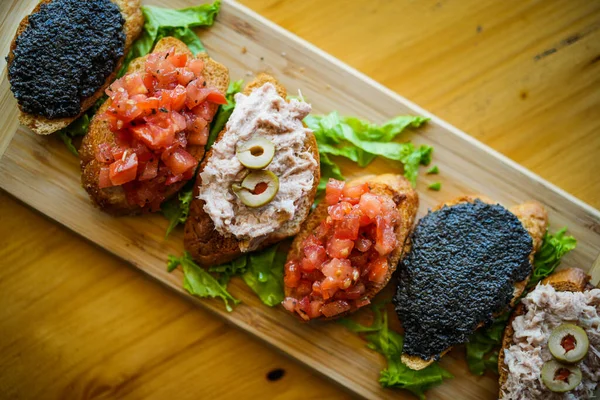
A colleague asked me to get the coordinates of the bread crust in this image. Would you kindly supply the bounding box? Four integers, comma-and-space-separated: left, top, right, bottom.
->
79, 37, 230, 215
7, 0, 144, 135
284, 174, 419, 320
183, 74, 320, 266
497, 267, 593, 397
401, 196, 548, 371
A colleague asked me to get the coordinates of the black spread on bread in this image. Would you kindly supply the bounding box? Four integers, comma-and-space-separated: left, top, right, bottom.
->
8, 0, 125, 119
393, 200, 532, 361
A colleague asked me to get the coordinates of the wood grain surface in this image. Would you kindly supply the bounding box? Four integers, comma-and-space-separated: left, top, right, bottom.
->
1, 0, 599, 399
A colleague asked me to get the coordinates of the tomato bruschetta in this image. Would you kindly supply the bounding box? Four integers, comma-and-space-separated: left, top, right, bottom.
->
282, 174, 418, 320
80, 37, 229, 214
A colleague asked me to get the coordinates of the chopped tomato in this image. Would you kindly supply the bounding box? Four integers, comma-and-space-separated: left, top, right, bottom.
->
187, 59, 204, 76
368, 257, 389, 284
192, 101, 218, 122
301, 244, 327, 272
374, 215, 397, 256
139, 157, 159, 181
321, 300, 351, 318
328, 201, 352, 221
206, 90, 228, 105
342, 182, 369, 204
284, 261, 301, 288
161, 147, 197, 176
109, 152, 138, 186
355, 238, 372, 252
98, 167, 112, 188
359, 193, 382, 219
335, 214, 360, 240
160, 85, 187, 111
327, 237, 355, 259
98, 48, 226, 209
283, 179, 402, 320
325, 179, 345, 205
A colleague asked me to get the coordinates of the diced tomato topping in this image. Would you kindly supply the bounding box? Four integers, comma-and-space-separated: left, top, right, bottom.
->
139, 157, 159, 181
97, 48, 225, 209
325, 178, 345, 205
374, 215, 397, 256
327, 237, 355, 258
282, 179, 400, 320
98, 167, 112, 188
368, 257, 389, 284
328, 201, 352, 221
342, 182, 369, 204
301, 244, 327, 272
206, 90, 228, 105
355, 238, 372, 252
321, 300, 351, 318
109, 152, 138, 186
284, 260, 301, 288
161, 147, 197, 176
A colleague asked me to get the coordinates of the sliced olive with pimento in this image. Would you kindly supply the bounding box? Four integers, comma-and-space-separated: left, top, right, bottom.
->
232, 170, 279, 208
548, 323, 589, 364
541, 360, 582, 393
236, 137, 275, 169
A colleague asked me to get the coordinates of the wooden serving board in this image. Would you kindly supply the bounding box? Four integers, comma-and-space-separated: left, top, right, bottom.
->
1, 1, 599, 399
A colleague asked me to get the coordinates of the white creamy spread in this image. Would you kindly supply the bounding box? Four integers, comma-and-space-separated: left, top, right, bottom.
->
502, 284, 600, 400
198, 83, 317, 251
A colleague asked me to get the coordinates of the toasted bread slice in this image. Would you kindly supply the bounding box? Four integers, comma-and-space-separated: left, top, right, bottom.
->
7, 0, 143, 135
80, 37, 229, 215
498, 268, 593, 397
183, 74, 320, 266
284, 174, 419, 320
401, 196, 548, 371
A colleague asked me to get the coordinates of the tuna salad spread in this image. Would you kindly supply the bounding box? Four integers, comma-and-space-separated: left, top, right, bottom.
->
198, 82, 317, 251
502, 284, 600, 400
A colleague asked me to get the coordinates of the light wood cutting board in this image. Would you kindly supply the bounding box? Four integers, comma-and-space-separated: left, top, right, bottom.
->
0, 0, 599, 399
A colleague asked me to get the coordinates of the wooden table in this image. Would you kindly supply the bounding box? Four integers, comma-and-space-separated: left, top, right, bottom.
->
1, 0, 598, 398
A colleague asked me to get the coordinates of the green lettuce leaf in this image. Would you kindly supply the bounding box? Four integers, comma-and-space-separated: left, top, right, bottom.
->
167, 251, 239, 312
528, 228, 577, 288
304, 112, 431, 186
465, 313, 508, 375
242, 244, 286, 306
465, 227, 577, 376
205, 244, 286, 306
209, 256, 248, 286
119, 1, 221, 75
341, 305, 452, 399
207, 79, 244, 148
161, 181, 194, 237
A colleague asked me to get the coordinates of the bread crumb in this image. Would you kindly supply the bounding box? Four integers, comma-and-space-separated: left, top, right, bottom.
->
299, 67, 305, 73
245, 70, 253, 76
281, 51, 287, 57
326, 84, 331, 90
241, 46, 247, 54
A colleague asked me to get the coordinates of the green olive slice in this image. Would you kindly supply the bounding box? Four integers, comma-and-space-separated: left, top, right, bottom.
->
236, 137, 275, 170
232, 170, 279, 208
541, 360, 582, 393
548, 323, 589, 364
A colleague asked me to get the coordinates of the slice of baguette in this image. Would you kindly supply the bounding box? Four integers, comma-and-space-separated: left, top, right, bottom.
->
284, 174, 419, 320
401, 196, 548, 371
183, 74, 320, 266
80, 37, 229, 215
7, 0, 144, 135
498, 268, 592, 397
